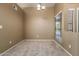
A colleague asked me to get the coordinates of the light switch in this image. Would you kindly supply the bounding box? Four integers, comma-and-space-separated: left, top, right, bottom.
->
0, 25, 3, 29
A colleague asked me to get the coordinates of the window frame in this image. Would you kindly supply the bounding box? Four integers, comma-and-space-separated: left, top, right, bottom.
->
67, 8, 75, 32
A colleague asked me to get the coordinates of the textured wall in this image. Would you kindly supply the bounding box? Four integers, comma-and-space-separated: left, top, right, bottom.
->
54, 3, 79, 56
0, 4, 24, 53
24, 7, 55, 39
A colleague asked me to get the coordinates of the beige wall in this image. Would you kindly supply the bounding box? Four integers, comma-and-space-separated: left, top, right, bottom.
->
0, 4, 24, 53
54, 3, 79, 56
0, 3, 79, 56
23, 7, 55, 39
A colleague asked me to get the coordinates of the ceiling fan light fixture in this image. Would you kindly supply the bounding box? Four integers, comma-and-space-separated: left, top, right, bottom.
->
41, 6, 46, 9
37, 7, 41, 10
37, 4, 40, 8
37, 4, 41, 10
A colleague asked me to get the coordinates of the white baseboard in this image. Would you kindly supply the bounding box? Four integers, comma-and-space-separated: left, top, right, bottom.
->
53, 40, 72, 56
0, 40, 25, 56
0, 45, 16, 56
0, 39, 54, 56
24, 39, 54, 41
0, 39, 72, 56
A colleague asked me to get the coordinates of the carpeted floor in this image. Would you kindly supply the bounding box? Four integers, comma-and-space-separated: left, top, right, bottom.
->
1, 39, 69, 56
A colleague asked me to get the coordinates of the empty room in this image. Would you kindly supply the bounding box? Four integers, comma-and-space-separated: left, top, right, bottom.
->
0, 3, 79, 56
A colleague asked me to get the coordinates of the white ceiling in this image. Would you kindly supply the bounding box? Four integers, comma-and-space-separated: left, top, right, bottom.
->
17, 3, 55, 9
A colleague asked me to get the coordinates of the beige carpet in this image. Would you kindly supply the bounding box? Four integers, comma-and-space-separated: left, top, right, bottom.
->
1, 39, 69, 56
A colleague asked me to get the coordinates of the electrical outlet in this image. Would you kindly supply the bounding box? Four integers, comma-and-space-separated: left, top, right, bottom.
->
0, 25, 3, 29
9, 41, 12, 44
69, 44, 72, 48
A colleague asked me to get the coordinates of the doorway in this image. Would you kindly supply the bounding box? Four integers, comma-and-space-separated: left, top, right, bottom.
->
55, 11, 62, 44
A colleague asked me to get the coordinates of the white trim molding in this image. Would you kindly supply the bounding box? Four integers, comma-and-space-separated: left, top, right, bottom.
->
55, 10, 62, 17
53, 40, 72, 56
77, 8, 79, 32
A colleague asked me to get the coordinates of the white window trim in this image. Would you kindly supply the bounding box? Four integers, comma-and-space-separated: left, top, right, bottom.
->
55, 11, 62, 17
77, 8, 79, 32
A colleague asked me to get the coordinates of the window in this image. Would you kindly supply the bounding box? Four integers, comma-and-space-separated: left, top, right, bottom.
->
67, 8, 75, 32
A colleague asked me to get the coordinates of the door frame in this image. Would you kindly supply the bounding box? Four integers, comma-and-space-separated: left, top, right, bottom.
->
54, 10, 62, 44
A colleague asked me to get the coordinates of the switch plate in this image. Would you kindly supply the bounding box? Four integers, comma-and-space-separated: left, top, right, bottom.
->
0, 25, 3, 29
69, 44, 72, 48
